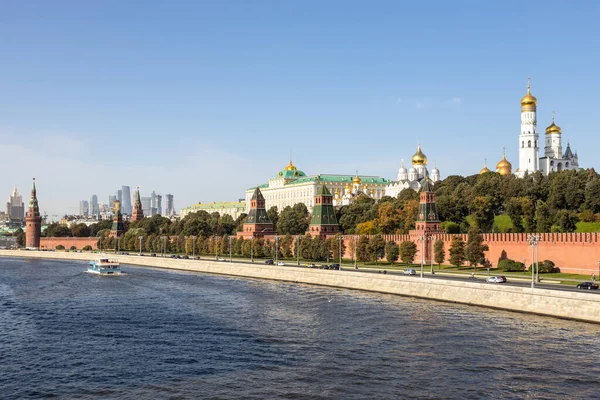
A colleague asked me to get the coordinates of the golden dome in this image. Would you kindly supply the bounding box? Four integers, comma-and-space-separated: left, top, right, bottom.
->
352, 173, 362, 184
284, 160, 297, 171
545, 112, 561, 134
345, 182, 352, 190
412, 143, 427, 165
496, 154, 512, 176
479, 160, 491, 174
520, 78, 537, 111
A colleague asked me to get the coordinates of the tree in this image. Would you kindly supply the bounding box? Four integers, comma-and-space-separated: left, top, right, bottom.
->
277, 204, 309, 235
505, 197, 524, 233
399, 241, 417, 265
56, 244, 65, 250
356, 236, 369, 262
448, 236, 466, 267
584, 178, 600, 213
329, 234, 346, 263
554, 210, 579, 233
367, 234, 386, 264
267, 206, 279, 229
498, 259, 526, 272
385, 241, 399, 264
433, 239, 445, 266
535, 200, 553, 233
355, 221, 378, 235
465, 227, 489, 267
82, 245, 92, 251
471, 196, 495, 232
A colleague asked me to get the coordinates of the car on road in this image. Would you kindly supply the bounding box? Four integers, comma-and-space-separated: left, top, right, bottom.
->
277, 261, 286, 266
265, 259, 274, 265
307, 263, 316, 268
217, 257, 227, 262
329, 264, 340, 270
182, 255, 190, 259
486, 276, 507, 283
403, 268, 416, 275
576, 281, 599, 290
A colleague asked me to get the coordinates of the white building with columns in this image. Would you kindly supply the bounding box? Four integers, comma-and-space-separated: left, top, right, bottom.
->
516, 79, 579, 177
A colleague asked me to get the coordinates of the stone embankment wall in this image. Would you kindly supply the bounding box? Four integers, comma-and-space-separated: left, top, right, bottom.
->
2, 250, 599, 324
341, 233, 600, 274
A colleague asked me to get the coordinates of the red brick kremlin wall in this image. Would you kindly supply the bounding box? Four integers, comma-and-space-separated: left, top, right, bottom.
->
40, 237, 98, 250
340, 233, 600, 275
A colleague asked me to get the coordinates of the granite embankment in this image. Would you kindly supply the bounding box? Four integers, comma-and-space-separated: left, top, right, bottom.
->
2, 250, 599, 323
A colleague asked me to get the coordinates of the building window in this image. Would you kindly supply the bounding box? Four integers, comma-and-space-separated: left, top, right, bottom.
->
528, 140, 531, 148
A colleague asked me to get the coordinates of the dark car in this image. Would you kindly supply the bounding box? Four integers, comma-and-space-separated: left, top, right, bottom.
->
183, 255, 190, 259
151, 253, 156, 257
577, 282, 599, 290
320, 265, 329, 269
170, 254, 177, 259
329, 263, 340, 270
265, 259, 274, 265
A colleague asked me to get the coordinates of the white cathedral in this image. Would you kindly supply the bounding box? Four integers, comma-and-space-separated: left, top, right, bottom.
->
515, 79, 579, 177
384, 143, 441, 197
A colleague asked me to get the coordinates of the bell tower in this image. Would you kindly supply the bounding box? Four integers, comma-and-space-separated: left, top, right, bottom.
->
517, 78, 539, 177
25, 178, 42, 249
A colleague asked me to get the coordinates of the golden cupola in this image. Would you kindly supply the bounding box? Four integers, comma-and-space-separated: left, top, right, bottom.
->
496, 152, 512, 176
520, 78, 537, 112
411, 143, 427, 165
352, 173, 362, 185
284, 160, 297, 171
545, 111, 562, 134
479, 159, 491, 174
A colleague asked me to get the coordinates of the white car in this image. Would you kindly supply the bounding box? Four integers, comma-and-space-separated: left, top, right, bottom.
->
277, 261, 286, 266
217, 257, 227, 262
486, 276, 507, 283
403, 268, 416, 275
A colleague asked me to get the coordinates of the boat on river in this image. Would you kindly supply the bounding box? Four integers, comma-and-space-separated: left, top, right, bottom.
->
87, 258, 121, 275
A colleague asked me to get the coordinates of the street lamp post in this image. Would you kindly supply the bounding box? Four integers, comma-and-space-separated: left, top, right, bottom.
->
430, 235, 435, 275
229, 236, 233, 263
275, 236, 279, 265
338, 236, 343, 270
528, 235, 541, 289
138, 236, 143, 256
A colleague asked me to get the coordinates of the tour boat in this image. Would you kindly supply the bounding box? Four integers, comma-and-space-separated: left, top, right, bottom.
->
87, 258, 122, 275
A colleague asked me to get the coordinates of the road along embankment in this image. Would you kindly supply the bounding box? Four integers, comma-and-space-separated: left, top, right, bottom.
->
2, 250, 600, 323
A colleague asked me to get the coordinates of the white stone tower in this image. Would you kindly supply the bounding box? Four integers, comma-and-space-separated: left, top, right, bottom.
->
544, 111, 563, 159
517, 78, 539, 177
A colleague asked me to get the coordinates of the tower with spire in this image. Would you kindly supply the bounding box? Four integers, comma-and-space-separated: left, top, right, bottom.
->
516, 78, 539, 177
409, 176, 444, 264
25, 178, 42, 249
538, 111, 579, 174
6, 185, 25, 222
131, 187, 144, 222
307, 184, 340, 237
237, 187, 274, 238
110, 200, 125, 238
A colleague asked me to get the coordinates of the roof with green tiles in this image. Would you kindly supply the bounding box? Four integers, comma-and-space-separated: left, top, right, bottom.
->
185, 201, 246, 211
310, 185, 338, 226
246, 174, 390, 191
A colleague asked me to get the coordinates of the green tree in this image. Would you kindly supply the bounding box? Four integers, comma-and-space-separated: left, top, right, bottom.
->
505, 197, 524, 233
433, 239, 445, 266
367, 234, 386, 264
399, 241, 417, 265
356, 236, 370, 263
535, 200, 553, 233
277, 204, 309, 235
385, 241, 399, 264
584, 178, 600, 213
56, 244, 65, 250
554, 210, 579, 233
448, 236, 466, 267
471, 195, 495, 232
267, 206, 279, 229
465, 227, 489, 267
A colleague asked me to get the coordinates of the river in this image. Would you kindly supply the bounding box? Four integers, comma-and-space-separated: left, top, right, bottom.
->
1, 257, 599, 399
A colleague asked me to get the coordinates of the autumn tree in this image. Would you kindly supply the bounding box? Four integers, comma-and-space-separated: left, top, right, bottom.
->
433, 239, 445, 266
367, 234, 386, 264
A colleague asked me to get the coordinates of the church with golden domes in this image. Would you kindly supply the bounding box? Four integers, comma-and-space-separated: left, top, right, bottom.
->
480, 79, 579, 177
385, 143, 441, 196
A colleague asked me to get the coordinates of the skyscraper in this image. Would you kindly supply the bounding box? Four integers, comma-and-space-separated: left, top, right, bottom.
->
79, 200, 89, 216
6, 186, 24, 222
90, 194, 99, 216
165, 194, 174, 216
156, 194, 162, 216
108, 195, 117, 207
141, 196, 151, 216
121, 186, 132, 215
117, 189, 122, 204
150, 191, 157, 217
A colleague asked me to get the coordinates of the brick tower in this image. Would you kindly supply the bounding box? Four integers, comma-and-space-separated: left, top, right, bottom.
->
307, 184, 339, 237
237, 187, 273, 238
25, 178, 42, 249
110, 200, 125, 238
131, 187, 144, 222
409, 178, 444, 263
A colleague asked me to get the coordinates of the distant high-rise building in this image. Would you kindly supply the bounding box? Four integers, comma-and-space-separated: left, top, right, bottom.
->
6, 185, 25, 222
141, 196, 151, 216
150, 191, 157, 216
117, 189, 122, 204
121, 186, 132, 215
165, 194, 174, 216
79, 200, 89, 216
156, 194, 162, 216
90, 194, 99, 216
108, 195, 117, 207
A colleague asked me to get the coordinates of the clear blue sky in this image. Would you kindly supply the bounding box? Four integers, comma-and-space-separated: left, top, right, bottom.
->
1, 1, 599, 217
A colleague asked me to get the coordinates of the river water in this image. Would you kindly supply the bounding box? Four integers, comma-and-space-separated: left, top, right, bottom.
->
1, 257, 599, 399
